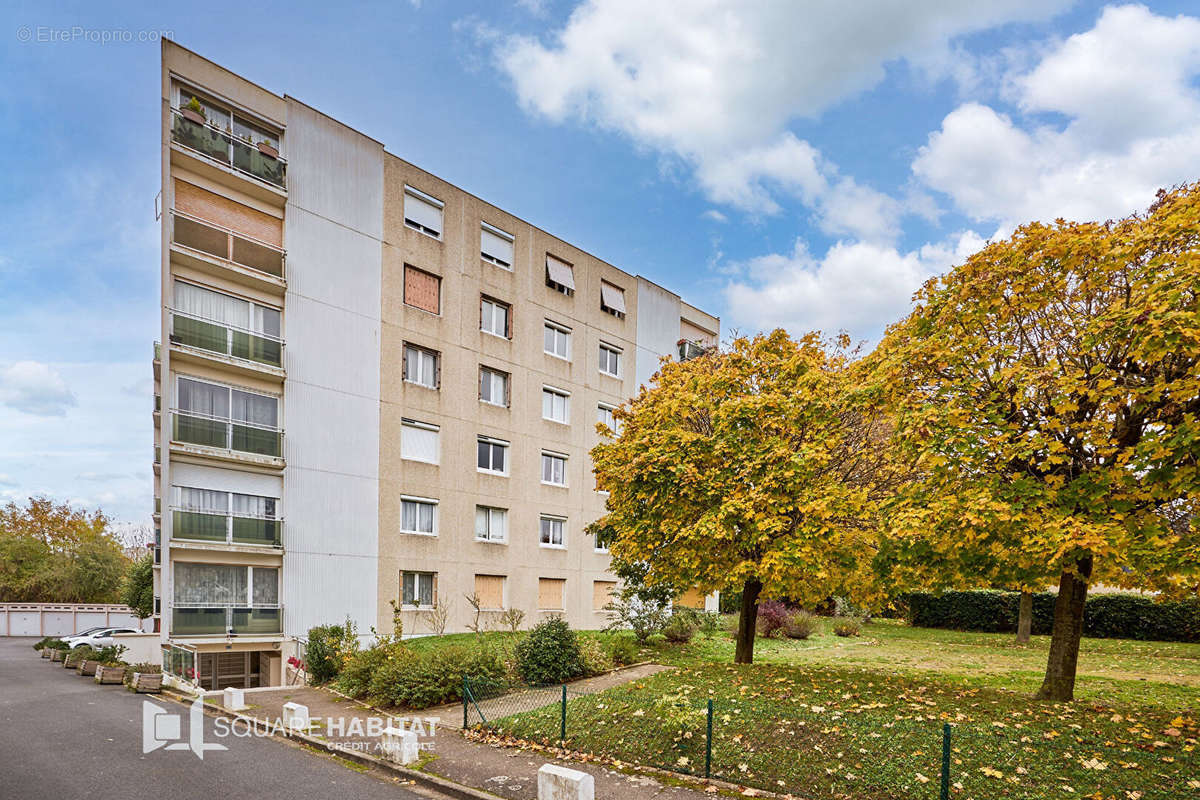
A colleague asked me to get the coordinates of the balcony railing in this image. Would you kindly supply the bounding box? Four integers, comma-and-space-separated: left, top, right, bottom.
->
171, 605, 283, 636
171, 210, 285, 280
171, 409, 283, 459
169, 309, 284, 369
171, 507, 282, 548
171, 108, 286, 189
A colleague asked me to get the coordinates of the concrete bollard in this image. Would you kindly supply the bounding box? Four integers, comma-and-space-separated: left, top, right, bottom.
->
538, 764, 594, 800
282, 701, 310, 730
223, 687, 248, 712
381, 724, 420, 765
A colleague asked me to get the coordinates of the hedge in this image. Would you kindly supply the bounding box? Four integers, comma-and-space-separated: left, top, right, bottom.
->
900, 590, 1200, 643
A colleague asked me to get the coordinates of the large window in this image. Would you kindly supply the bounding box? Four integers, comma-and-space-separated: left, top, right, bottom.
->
404, 265, 441, 315
545, 254, 575, 295
173, 563, 277, 606
600, 281, 627, 319
477, 436, 509, 475
403, 343, 439, 389
475, 506, 508, 543
173, 486, 280, 547
480, 297, 511, 338
598, 343, 622, 377
404, 186, 443, 238
541, 451, 567, 486
400, 419, 439, 464
479, 367, 510, 407
544, 321, 571, 360
400, 496, 437, 535
172, 281, 282, 366
540, 515, 566, 548
481, 223, 514, 268
401, 571, 436, 608
175, 377, 280, 456
542, 386, 570, 424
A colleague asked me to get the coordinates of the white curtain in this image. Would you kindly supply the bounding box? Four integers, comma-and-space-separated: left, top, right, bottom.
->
233, 493, 276, 518
174, 563, 246, 605
231, 389, 278, 427
177, 378, 230, 418
178, 487, 228, 513
252, 567, 278, 605
402, 500, 435, 533
175, 281, 250, 328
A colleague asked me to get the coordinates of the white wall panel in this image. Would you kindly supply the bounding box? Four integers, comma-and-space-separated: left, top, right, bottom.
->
634, 277, 682, 389
284, 292, 380, 397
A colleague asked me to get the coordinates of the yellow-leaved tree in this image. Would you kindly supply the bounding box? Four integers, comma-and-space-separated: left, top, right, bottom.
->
591, 330, 901, 663
878, 184, 1200, 701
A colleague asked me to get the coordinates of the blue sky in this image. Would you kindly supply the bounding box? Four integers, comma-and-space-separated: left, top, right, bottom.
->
1, 0, 1198, 526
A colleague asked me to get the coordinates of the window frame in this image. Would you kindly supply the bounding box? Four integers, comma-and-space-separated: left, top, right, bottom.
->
399, 495, 439, 537
400, 570, 437, 609
539, 514, 566, 549
403, 185, 444, 240
541, 450, 568, 487
474, 505, 508, 544
598, 342, 622, 378
597, 403, 621, 436
480, 296, 511, 339
476, 435, 510, 476
542, 385, 571, 424
543, 320, 572, 361
403, 343, 440, 390
479, 366, 511, 408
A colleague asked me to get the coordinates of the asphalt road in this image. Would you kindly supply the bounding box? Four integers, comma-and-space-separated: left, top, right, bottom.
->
0, 637, 438, 800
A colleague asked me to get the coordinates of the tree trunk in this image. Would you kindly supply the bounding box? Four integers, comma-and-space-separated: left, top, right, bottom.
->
1035, 555, 1093, 702
734, 578, 763, 664
1016, 590, 1033, 644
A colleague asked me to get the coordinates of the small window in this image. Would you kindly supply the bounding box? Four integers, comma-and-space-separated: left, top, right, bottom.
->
539, 515, 565, 548
545, 254, 575, 295
477, 435, 509, 475
538, 577, 566, 610
599, 343, 622, 377
479, 367, 510, 407
541, 451, 567, 486
480, 297, 511, 338
594, 528, 614, 552
543, 320, 571, 360
404, 186, 443, 239
678, 339, 707, 361
404, 265, 441, 315
475, 506, 508, 543
542, 386, 570, 424
400, 497, 437, 535
481, 223, 514, 268
401, 571, 436, 608
404, 343, 439, 389
600, 281, 627, 319
597, 404, 621, 435
400, 418, 439, 464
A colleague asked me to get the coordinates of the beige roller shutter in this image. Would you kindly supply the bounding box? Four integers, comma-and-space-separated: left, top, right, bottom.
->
677, 588, 705, 609
538, 578, 566, 610
474, 574, 505, 610
592, 581, 616, 611
545, 255, 576, 290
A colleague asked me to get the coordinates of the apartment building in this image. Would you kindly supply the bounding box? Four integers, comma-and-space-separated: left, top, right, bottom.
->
152, 40, 719, 690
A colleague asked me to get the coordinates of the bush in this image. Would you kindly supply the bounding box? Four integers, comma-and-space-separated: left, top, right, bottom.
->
516, 617, 584, 685
604, 593, 668, 643
833, 618, 861, 637
756, 600, 790, 638
336, 644, 393, 699
73, 646, 98, 661
94, 644, 127, 666
607, 635, 639, 666
663, 614, 698, 643
124, 662, 161, 688
783, 610, 820, 639
307, 620, 357, 684
691, 610, 721, 635
32, 637, 58, 651
340, 641, 508, 709
578, 637, 614, 676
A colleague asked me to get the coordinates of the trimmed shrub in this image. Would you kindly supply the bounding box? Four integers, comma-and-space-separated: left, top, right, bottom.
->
607, 635, 639, 666
833, 618, 861, 637
307, 621, 356, 684
783, 610, 820, 639
337, 644, 396, 699
341, 642, 508, 709
663, 614, 698, 643
32, 637, 58, 651
515, 617, 584, 685
578, 637, 614, 676
756, 600, 790, 638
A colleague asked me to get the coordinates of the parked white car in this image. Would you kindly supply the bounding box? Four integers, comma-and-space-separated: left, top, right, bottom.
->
65, 627, 139, 650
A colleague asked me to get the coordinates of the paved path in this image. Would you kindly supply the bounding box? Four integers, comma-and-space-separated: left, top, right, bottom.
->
0, 637, 440, 800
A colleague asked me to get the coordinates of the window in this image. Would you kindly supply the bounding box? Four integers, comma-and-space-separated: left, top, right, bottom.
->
479, 367, 510, 407
474, 574, 505, 610
400, 496, 437, 535
481, 223, 514, 268
541, 451, 567, 486
597, 404, 621, 435
538, 577, 566, 610
593, 580, 617, 611
543, 320, 571, 360
480, 297, 511, 338
175, 377, 280, 455
678, 340, 707, 361
475, 506, 508, 543
594, 528, 614, 553
477, 436, 509, 475
540, 515, 565, 548
545, 254, 575, 295
401, 571, 436, 608
598, 343, 622, 377
542, 386, 570, 424
403, 343, 439, 389
173, 563, 277, 606
173, 486, 279, 544
600, 281, 627, 319
404, 186, 443, 238
404, 265, 441, 315
400, 419, 439, 464
173, 280, 282, 339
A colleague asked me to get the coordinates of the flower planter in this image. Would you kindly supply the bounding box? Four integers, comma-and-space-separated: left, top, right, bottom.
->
94, 665, 125, 685
181, 107, 205, 125
130, 672, 163, 694
49, 649, 64, 662
256, 141, 279, 159
77, 659, 98, 676
40, 649, 51, 659
63, 651, 82, 668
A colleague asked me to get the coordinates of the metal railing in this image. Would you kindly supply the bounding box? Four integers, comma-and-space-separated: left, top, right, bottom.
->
170, 408, 283, 459
170, 108, 287, 189
170, 210, 285, 279
170, 506, 283, 548
169, 308, 284, 369
171, 605, 283, 636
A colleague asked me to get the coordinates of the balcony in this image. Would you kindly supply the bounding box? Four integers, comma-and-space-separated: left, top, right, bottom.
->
152, 340, 161, 382
171, 605, 283, 637
169, 309, 284, 377
171, 211, 285, 289
171, 507, 282, 549
677, 339, 709, 362
170, 109, 286, 190
170, 409, 284, 466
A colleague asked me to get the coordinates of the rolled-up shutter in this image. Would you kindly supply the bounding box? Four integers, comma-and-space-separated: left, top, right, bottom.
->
481, 224, 514, 267
404, 187, 443, 237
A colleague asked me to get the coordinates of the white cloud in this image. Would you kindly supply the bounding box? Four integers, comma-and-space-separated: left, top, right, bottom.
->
914, 5, 1200, 228
494, 0, 1068, 217
0, 361, 76, 417
723, 231, 986, 343
701, 209, 728, 223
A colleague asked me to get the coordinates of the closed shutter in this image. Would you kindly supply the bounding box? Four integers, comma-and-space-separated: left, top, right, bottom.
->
481, 224, 514, 267
401, 420, 439, 463
546, 255, 575, 290
174, 179, 282, 247
474, 574, 505, 610
538, 578, 565, 610
404, 187, 443, 237
677, 588, 705, 609
404, 266, 441, 314
593, 581, 616, 611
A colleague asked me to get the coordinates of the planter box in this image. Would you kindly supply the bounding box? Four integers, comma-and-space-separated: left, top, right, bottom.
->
131, 672, 163, 694
77, 659, 99, 676
50, 650, 64, 662
63, 652, 82, 668
94, 665, 125, 684
40, 649, 51, 659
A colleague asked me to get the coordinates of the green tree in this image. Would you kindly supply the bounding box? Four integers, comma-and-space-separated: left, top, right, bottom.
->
591, 330, 901, 664
878, 184, 1200, 701
121, 553, 155, 619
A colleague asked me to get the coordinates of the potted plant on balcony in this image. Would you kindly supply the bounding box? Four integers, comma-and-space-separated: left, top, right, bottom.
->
181, 96, 206, 125
75, 647, 100, 676
93, 645, 128, 685
125, 662, 164, 694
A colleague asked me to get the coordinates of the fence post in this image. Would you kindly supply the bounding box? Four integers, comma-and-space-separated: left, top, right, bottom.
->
705, 699, 713, 779
940, 723, 951, 800
462, 676, 469, 730
560, 684, 568, 743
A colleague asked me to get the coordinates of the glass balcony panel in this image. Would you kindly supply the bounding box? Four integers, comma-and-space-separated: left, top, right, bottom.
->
232, 139, 286, 188
173, 413, 229, 449
230, 330, 282, 367
172, 607, 227, 636
173, 215, 229, 260
231, 607, 281, 634
172, 315, 228, 355
231, 424, 281, 457
172, 114, 232, 165
231, 516, 281, 547
231, 237, 284, 277
173, 510, 227, 542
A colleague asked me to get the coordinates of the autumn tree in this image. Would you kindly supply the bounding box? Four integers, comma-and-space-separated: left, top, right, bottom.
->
121, 552, 155, 620
879, 184, 1200, 701
591, 330, 900, 663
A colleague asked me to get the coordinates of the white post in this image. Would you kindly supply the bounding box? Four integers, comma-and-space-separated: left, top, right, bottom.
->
282, 701, 310, 730
223, 687, 248, 712
381, 725, 419, 765
538, 764, 594, 800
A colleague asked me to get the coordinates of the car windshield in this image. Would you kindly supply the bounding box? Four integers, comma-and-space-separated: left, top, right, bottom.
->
71, 626, 104, 636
